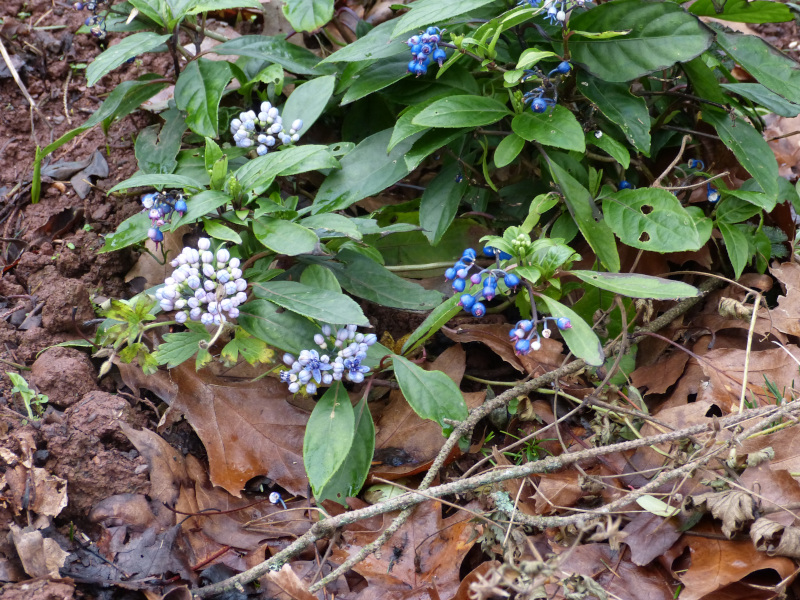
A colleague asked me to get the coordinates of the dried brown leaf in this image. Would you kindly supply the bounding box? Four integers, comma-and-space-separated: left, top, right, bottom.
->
630, 350, 689, 395
751, 517, 800, 558
265, 564, 318, 600
9, 524, 69, 579
118, 362, 309, 497
622, 512, 684, 566
769, 262, 800, 337
686, 490, 757, 538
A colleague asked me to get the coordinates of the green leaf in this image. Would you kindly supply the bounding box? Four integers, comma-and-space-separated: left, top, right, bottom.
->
702, 108, 779, 201
282, 75, 335, 134
211, 35, 325, 75
715, 196, 763, 224
690, 0, 792, 23
392, 0, 498, 37
236, 145, 340, 195
389, 102, 437, 152
201, 218, 242, 244
511, 106, 585, 152
420, 163, 468, 244
283, 0, 333, 32
304, 382, 354, 498
588, 132, 630, 169
539, 296, 604, 367
129, 0, 165, 26
238, 299, 320, 354
174, 58, 231, 137
636, 495, 680, 518
184, 0, 262, 14
568, 0, 713, 82
341, 55, 410, 105
404, 129, 467, 171
253, 217, 319, 256
571, 270, 700, 299
715, 30, 800, 105
252, 280, 369, 325
392, 354, 468, 429
108, 173, 204, 194
155, 330, 209, 368
412, 95, 511, 128
517, 49, 558, 70
401, 295, 462, 355
548, 160, 620, 272
316, 396, 374, 505
312, 129, 421, 214
720, 83, 800, 118
494, 133, 525, 168
100, 212, 150, 253
87, 32, 170, 87
169, 190, 230, 229
578, 73, 650, 155
323, 250, 444, 310
301, 213, 362, 240
134, 106, 186, 175
601, 188, 712, 252
300, 264, 341, 293
570, 29, 632, 39
718, 221, 751, 280
320, 20, 407, 63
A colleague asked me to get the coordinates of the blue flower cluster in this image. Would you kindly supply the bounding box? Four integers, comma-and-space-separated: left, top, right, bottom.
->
142, 191, 188, 247
73, 0, 108, 39
279, 325, 378, 395
522, 62, 571, 113
445, 247, 520, 317
230, 102, 303, 157
510, 316, 571, 355
156, 238, 248, 326
522, 0, 585, 26
406, 26, 447, 77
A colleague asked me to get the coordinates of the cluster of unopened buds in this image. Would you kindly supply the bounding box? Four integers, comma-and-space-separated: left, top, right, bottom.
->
279, 325, 378, 395
230, 102, 302, 157
445, 247, 520, 318
155, 238, 248, 326
510, 316, 571, 355
523, 0, 585, 25
521, 62, 571, 113
406, 26, 447, 77
142, 191, 188, 246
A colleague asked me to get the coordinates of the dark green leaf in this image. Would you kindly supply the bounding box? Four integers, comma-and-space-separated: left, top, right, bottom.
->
341, 55, 410, 105
238, 300, 320, 354
539, 296, 604, 367
99, 212, 150, 253
718, 221, 751, 279
578, 73, 651, 155
511, 106, 585, 152
401, 294, 462, 355
211, 35, 326, 75
174, 58, 232, 137
420, 163, 468, 245
108, 173, 204, 193
236, 145, 340, 195
201, 218, 242, 243
87, 32, 170, 87
301, 213, 362, 240
702, 108, 779, 201
494, 132, 525, 167
690, 0, 792, 23
169, 190, 231, 230
300, 264, 341, 293
412, 95, 511, 128
715, 30, 800, 105
720, 83, 800, 117
548, 160, 620, 272
715, 196, 763, 224
601, 188, 713, 251
392, 354, 468, 429
184, 0, 262, 14
304, 382, 354, 498
316, 396, 374, 505
404, 129, 467, 171
587, 132, 630, 169
252, 281, 369, 325
392, 0, 499, 37
323, 249, 444, 310
312, 129, 421, 214
253, 217, 319, 256
282, 75, 335, 134
134, 106, 186, 175
571, 270, 700, 299
320, 20, 407, 63
569, 0, 713, 82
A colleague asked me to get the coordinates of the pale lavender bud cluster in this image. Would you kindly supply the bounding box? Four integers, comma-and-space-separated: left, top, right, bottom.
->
155, 238, 248, 326
279, 325, 378, 394
230, 102, 303, 157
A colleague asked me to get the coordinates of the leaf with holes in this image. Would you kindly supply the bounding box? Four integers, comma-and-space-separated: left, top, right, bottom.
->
602, 188, 713, 252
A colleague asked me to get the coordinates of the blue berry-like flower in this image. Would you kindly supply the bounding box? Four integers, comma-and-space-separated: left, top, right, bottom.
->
556, 317, 572, 330
504, 273, 520, 288
707, 184, 720, 203
452, 278, 466, 292
471, 302, 486, 317
619, 180, 633, 190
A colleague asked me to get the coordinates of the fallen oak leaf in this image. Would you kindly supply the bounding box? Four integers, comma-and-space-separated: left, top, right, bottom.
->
751, 517, 800, 559
684, 489, 757, 538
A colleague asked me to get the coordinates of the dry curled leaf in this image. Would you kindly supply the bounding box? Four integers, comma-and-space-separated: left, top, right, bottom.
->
685, 490, 757, 538
751, 518, 800, 558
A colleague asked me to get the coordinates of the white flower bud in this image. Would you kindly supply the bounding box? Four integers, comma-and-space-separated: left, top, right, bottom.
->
201, 251, 214, 263
175, 311, 188, 324
291, 119, 303, 131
